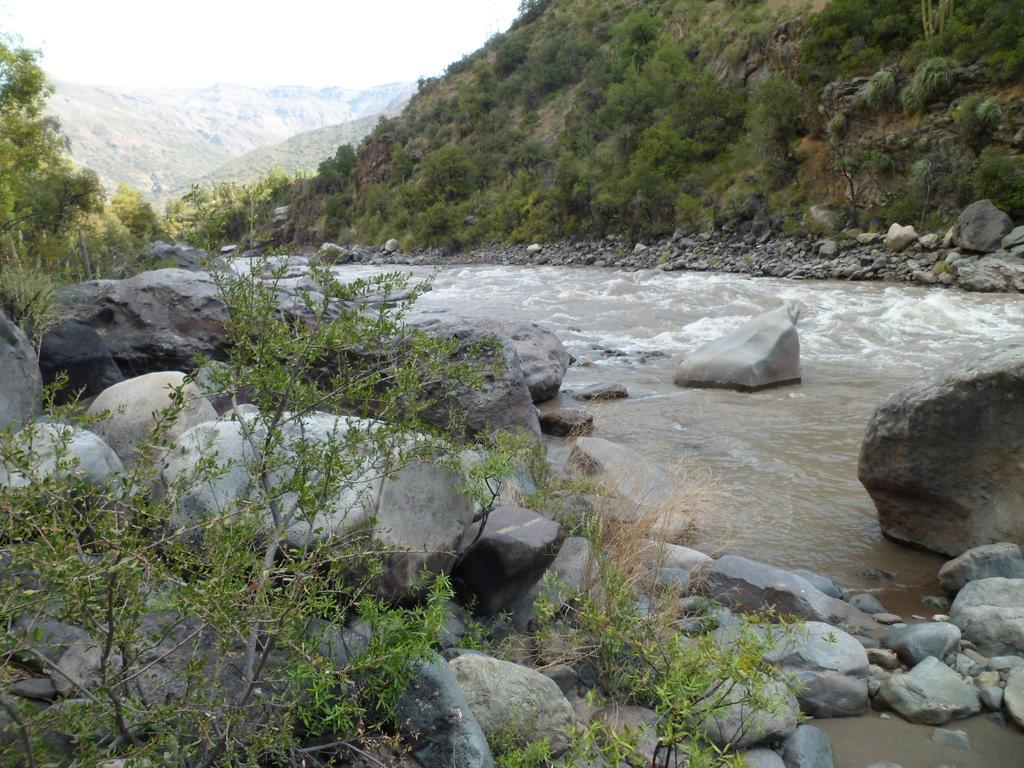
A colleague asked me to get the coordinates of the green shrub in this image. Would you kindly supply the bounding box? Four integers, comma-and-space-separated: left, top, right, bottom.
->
953, 94, 1003, 152
972, 147, 1024, 220
900, 57, 956, 113
858, 69, 900, 110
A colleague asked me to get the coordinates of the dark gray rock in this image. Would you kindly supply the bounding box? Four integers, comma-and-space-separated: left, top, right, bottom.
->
848, 593, 886, 615
949, 577, 1024, 656
38, 320, 123, 403
453, 506, 564, 615
884, 623, 962, 666
55, 269, 229, 376
146, 240, 208, 270
780, 724, 834, 768
0, 309, 41, 429
953, 200, 1013, 253
539, 405, 594, 437
674, 301, 801, 392
938, 543, 1024, 593
794, 570, 844, 600
858, 343, 1024, 556
11, 677, 57, 701
574, 382, 629, 401
395, 658, 495, 768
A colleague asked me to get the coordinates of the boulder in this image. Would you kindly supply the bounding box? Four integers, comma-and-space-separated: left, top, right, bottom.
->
938, 543, 1024, 593
703, 680, 799, 750
956, 253, 1024, 292
883, 623, 961, 667
764, 622, 870, 718
1004, 226, 1024, 251
0, 309, 41, 429
858, 343, 1024, 556
146, 240, 207, 270
885, 224, 919, 253
38, 320, 123, 403
415, 320, 540, 436
876, 656, 980, 724
574, 382, 629, 401
487, 321, 570, 403
384, 238, 400, 253
449, 653, 577, 754
0, 423, 123, 488
56, 269, 229, 376
794, 570, 844, 600
674, 302, 801, 392
396, 658, 495, 768
953, 200, 1013, 253
744, 749, 786, 768
539, 405, 593, 437
453, 506, 564, 615
568, 437, 674, 522
526, 243, 543, 256
86, 372, 217, 467
374, 461, 476, 600
317, 242, 348, 263
949, 577, 1024, 656
702, 556, 877, 633
848, 593, 886, 615
780, 725, 834, 768
1005, 666, 1024, 729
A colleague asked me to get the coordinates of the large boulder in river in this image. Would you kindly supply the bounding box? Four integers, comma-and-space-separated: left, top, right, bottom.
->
674, 302, 801, 392
56, 269, 229, 376
949, 577, 1024, 656
953, 200, 1013, 253
858, 343, 1024, 556
415, 320, 541, 437
39, 320, 123, 403
0, 309, 41, 429
501, 322, 570, 403
86, 372, 218, 467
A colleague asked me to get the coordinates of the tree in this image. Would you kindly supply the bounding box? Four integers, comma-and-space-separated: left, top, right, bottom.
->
110, 183, 162, 242
316, 144, 358, 194
746, 75, 805, 185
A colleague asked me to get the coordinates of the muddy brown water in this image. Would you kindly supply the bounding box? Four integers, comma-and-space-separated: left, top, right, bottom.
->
323, 262, 1024, 766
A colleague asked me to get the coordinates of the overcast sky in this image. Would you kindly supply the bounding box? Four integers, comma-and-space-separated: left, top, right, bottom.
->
1, 0, 522, 90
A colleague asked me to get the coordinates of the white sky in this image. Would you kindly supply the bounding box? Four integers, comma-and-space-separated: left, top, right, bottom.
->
0, 0, 522, 90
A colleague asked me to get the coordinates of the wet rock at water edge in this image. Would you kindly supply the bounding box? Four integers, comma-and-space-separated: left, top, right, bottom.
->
858, 342, 1024, 556
1005, 666, 1024, 729
930, 728, 972, 751
949, 577, 1024, 656
574, 382, 629, 400
780, 724, 834, 768
674, 301, 801, 392
876, 656, 980, 725
938, 543, 1024, 593
883, 623, 961, 667
848, 593, 886, 615
539, 404, 594, 436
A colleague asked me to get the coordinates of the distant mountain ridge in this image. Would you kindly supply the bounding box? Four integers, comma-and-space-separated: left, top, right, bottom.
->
48, 80, 415, 202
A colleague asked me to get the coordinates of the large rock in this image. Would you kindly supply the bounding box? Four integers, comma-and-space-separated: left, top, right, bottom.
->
956, 253, 1024, 292
374, 461, 476, 600
764, 622, 869, 718
453, 506, 563, 615
885, 223, 918, 253
539, 405, 593, 437
953, 200, 1013, 253
0, 309, 41, 429
38, 320, 123, 403
674, 302, 801, 392
56, 269, 229, 376
938, 543, 1024, 593
858, 343, 1024, 556
449, 653, 577, 754
497, 322, 570, 403
86, 372, 218, 467
949, 577, 1024, 656
883, 623, 961, 667
876, 656, 980, 725
780, 725, 834, 768
0, 424, 123, 488
395, 658, 495, 768
703, 680, 799, 750
568, 436, 671, 511
1006, 666, 1024, 729
702, 556, 877, 633
415, 320, 540, 436
146, 241, 208, 271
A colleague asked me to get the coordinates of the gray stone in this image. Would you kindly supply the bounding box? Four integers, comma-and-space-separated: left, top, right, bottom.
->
703, 680, 799, 749
877, 657, 980, 725
950, 578, 1024, 656
0, 423, 123, 488
568, 437, 674, 524
780, 724, 834, 768
675, 302, 801, 392
956, 253, 1024, 292
930, 728, 971, 751
539, 405, 593, 437
52, 642, 122, 695
396, 658, 495, 768
56, 269, 229, 375
702, 556, 877, 633
818, 239, 838, 258
885, 224, 919, 253
574, 382, 628, 401
794, 570, 844, 599
11, 677, 57, 701
38, 320, 123, 404
500, 322, 570, 403
867, 648, 901, 671
938, 543, 1024, 593
146, 240, 207, 270
849, 593, 886, 615
0, 309, 41, 429
884, 623, 962, 667
640, 540, 712, 575
9, 617, 88, 666
953, 200, 1013, 253
1005, 666, 1024, 729
858, 343, 1024, 556
449, 653, 577, 754
87, 372, 218, 467
1003, 226, 1024, 251
453, 506, 563, 615
743, 748, 786, 768
384, 238, 400, 253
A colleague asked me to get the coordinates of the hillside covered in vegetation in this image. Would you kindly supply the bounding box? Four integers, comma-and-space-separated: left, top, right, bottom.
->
284, 0, 1024, 249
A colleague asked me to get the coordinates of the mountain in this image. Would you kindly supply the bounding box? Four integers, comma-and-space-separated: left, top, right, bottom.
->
188, 90, 413, 189
290, 0, 1024, 249
48, 80, 415, 200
